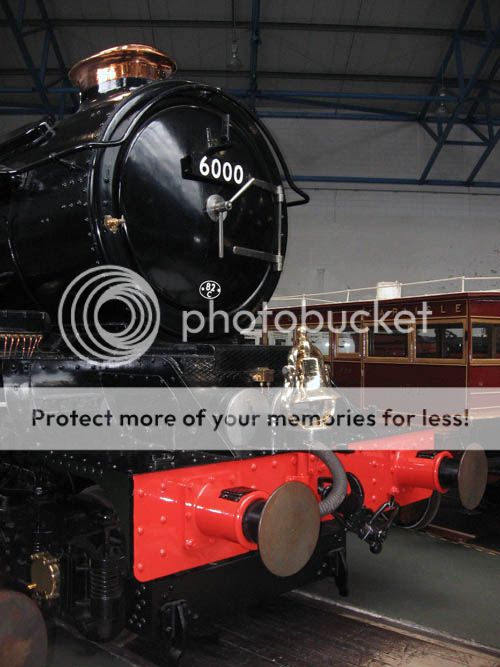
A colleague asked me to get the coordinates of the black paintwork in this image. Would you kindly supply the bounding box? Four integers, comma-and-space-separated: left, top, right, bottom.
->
0, 80, 287, 337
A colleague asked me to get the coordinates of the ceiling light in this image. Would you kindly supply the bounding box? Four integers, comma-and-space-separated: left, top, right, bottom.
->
435, 86, 450, 117
228, 38, 242, 71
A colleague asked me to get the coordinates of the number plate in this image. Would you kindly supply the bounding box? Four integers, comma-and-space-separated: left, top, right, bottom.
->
181, 153, 248, 186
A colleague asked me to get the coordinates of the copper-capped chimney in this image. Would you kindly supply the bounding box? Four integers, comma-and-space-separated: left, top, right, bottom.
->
69, 44, 177, 103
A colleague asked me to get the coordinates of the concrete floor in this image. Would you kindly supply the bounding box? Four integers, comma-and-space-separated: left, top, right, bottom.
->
47, 630, 127, 667
305, 527, 500, 651
44, 528, 500, 666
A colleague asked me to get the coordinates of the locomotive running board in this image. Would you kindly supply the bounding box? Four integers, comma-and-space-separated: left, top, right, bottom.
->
232, 245, 283, 270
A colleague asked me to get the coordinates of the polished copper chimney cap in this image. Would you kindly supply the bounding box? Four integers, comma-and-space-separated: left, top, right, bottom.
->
69, 44, 176, 95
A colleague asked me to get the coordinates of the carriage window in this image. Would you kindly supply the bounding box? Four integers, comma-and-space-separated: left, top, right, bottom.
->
242, 331, 262, 345
416, 323, 464, 359
335, 329, 361, 357
472, 323, 500, 359
368, 328, 408, 358
309, 331, 330, 357
267, 330, 293, 347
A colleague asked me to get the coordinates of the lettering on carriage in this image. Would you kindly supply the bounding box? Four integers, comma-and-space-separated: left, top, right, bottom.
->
436, 302, 464, 315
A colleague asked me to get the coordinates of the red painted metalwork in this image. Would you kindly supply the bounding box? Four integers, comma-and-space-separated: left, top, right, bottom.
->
339, 431, 451, 509
195, 484, 267, 550
133, 453, 320, 582
133, 430, 451, 583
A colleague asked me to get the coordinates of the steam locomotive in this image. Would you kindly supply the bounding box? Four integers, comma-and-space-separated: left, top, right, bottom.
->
0, 45, 488, 666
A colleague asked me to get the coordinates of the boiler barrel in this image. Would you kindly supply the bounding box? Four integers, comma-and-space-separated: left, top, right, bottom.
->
0, 46, 287, 338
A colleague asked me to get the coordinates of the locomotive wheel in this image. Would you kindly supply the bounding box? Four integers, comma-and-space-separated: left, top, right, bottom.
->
397, 492, 442, 530
0, 589, 48, 667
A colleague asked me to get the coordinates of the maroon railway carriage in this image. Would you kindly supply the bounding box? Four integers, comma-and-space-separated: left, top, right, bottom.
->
266, 292, 500, 392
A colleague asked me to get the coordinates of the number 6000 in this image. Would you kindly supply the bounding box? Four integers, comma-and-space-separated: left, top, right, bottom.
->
199, 156, 244, 184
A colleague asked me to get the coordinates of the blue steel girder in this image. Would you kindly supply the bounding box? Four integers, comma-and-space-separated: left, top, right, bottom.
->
253, 91, 421, 120
418, 0, 477, 121
0, 102, 71, 113
419, 0, 500, 183
466, 49, 500, 124
1, 0, 50, 110
291, 175, 500, 189
232, 89, 500, 143
0, 0, 76, 116
466, 124, 500, 183
248, 0, 261, 111
255, 110, 500, 125
34, 0, 77, 108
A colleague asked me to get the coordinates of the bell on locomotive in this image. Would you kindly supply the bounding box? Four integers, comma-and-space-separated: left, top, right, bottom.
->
0, 44, 293, 339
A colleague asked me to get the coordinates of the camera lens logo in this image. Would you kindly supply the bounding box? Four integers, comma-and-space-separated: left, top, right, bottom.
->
58, 266, 160, 366
199, 281, 222, 300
